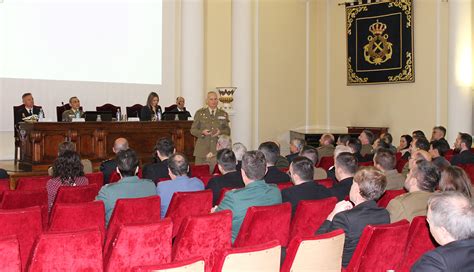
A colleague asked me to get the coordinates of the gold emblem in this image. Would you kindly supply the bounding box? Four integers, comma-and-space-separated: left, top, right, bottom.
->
363, 20, 393, 65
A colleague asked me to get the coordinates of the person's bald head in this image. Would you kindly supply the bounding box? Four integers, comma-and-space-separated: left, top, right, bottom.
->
319, 133, 335, 146
113, 138, 129, 154
206, 91, 218, 109
176, 96, 185, 110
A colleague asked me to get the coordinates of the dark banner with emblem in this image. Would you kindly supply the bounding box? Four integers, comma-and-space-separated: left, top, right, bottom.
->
346, 0, 414, 85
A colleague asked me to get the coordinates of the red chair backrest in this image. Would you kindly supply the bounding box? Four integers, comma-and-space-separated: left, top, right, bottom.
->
16, 176, 49, 191
398, 216, 437, 271
212, 164, 221, 175
289, 197, 338, 240
277, 182, 293, 191
358, 161, 374, 167
217, 187, 233, 205
49, 201, 106, 243
197, 175, 213, 187
0, 236, 21, 272
0, 206, 43, 272
96, 103, 120, 113
395, 152, 402, 162
315, 178, 334, 188
28, 229, 103, 271
396, 159, 408, 173
445, 149, 454, 156
104, 220, 173, 272
131, 257, 204, 272
54, 184, 99, 204
165, 190, 213, 237
105, 196, 161, 253
377, 189, 406, 208
0, 179, 10, 191
190, 164, 210, 177
234, 202, 292, 248
318, 157, 334, 171
109, 168, 143, 183
458, 164, 474, 185
1, 190, 47, 210
346, 220, 410, 272
85, 172, 104, 188
172, 211, 232, 272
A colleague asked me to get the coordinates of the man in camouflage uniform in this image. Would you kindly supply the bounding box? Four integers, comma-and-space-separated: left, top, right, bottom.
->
191, 91, 231, 165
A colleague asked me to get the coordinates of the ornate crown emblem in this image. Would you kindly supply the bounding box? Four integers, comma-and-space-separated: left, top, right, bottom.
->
369, 20, 387, 35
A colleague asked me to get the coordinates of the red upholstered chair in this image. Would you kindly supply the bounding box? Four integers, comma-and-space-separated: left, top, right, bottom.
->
104, 220, 173, 272
28, 229, 103, 271
395, 152, 402, 162
315, 178, 334, 188
396, 158, 408, 173
96, 103, 120, 113
104, 196, 161, 252
277, 182, 293, 191
318, 157, 334, 171
126, 104, 143, 118
197, 175, 213, 187
212, 164, 221, 175
212, 240, 281, 272
459, 164, 474, 185
0, 206, 43, 272
165, 190, 213, 237
54, 184, 99, 204
217, 187, 233, 205
132, 257, 205, 272
233, 202, 292, 248
377, 189, 406, 208
345, 220, 410, 272
172, 211, 232, 272
109, 168, 142, 183
0, 236, 21, 272
358, 161, 374, 167
48, 201, 106, 242
289, 197, 338, 240
0, 190, 48, 229
281, 229, 345, 272
16, 176, 49, 191
397, 216, 437, 271
85, 172, 104, 188
190, 164, 210, 177
445, 149, 454, 156
0, 178, 10, 191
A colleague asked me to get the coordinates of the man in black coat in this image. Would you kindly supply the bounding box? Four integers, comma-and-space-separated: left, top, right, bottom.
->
451, 132, 474, 165
14, 93, 43, 125
281, 156, 332, 215
330, 152, 358, 201
285, 138, 306, 163
316, 167, 389, 268
412, 191, 474, 271
142, 137, 175, 183
259, 141, 290, 184
100, 137, 129, 184
206, 148, 244, 205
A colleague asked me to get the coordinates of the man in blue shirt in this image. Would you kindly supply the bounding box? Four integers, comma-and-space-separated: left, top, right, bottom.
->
157, 153, 204, 218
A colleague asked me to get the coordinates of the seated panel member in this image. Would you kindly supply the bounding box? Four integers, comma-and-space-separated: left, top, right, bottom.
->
14, 92, 43, 125
141, 91, 162, 121
62, 96, 84, 122
166, 96, 191, 120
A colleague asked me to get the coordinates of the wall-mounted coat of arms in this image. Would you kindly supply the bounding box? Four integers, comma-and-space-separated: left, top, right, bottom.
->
346, 0, 414, 85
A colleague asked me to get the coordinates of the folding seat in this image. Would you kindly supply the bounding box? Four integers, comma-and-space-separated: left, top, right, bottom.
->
281, 229, 345, 272
190, 164, 210, 177
15, 176, 49, 191
28, 229, 103, 271
48, 201, 105, 242
212, 240, 281, 272
85, 172, 104, 188
397, 216, 437, 271
172, 211, 232, 272
345, 220, 410, 272
165, 190, 212, 237
315, 178, 334, 188
0, 190, 48, 229
277, 182, 293, 191
318, 157, 334, 171
54, 184, 99, 204
104, 220, 173, 272
0, 236, 22, 272
132, 257, 205, 272
0, 207, 43, 272
377, 189, 406, 208
233, 202, 291, 248
289, 197, 337, 240
105, 196, 161, 252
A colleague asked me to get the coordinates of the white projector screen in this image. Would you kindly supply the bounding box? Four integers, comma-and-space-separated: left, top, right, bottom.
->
0, 0, 163, 85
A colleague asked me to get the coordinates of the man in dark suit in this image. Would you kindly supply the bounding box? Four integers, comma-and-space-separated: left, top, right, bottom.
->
165, 96, 191, 120
259, 141, 290, 184
347, 138, 372, 162
330, 152, 358, 201
206, 149, 244, 205
286, 138, 306, 163
100, 138, 129, 184
412, 191, 474, 271
281, 156, 332, 215
316, 167, 389, 268
14, 93, 43, 125
430, 126, 450, 146
451, 132, 474, 165
142, 137, 174, 183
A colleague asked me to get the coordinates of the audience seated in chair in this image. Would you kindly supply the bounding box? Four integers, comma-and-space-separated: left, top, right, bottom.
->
96, 149, 156, 226
330, 152, 358, 201
373, 148, 405, 190
100, 137, 129, 184
286, 138, 306, 163
206, 149, 244, 206
142, 137, 174, 183
377, 132, 397, 154
157, 153, 204, 218
401, 137, 431, 176
347, 138, 372, 163
429, 139, 451, 171
438, 166, 473, 199
316, 166, 389, 268
358, 130, 375, 157
451, 132, 474, 166
214, 150, 282, 242
259, 141, 290, 184
317, 133, 336, 158
48, 141, 92, 176
430, 126, 449, 146
326, 145, 352, 181
281, 156, 332, 216
397, 134, 413, 159
47, 150, 89, 211
299, 145, 327, 180
387, 159, 440, 223
412, 192, 474, 271
207, 134, 232, 175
